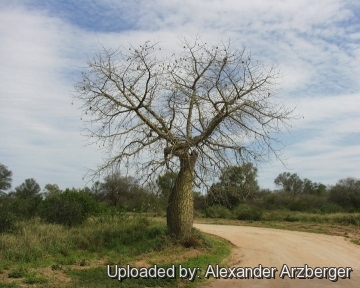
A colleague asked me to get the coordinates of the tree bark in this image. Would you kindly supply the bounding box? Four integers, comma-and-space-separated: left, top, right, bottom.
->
167, 150, 198, 240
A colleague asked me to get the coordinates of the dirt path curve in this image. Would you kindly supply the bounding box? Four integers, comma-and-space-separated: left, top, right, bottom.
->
194, 223, 360, 287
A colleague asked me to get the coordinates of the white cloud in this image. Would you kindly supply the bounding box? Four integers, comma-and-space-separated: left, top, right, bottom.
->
0, 0, 359, 190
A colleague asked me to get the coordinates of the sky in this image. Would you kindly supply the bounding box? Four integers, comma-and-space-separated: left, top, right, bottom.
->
1, 0, 360, 192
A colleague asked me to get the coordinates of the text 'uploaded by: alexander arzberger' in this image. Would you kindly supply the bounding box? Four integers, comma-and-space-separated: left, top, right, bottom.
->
107, 264, 353, 282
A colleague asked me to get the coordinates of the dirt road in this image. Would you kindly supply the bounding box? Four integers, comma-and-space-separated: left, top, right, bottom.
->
194, 223, 360, 287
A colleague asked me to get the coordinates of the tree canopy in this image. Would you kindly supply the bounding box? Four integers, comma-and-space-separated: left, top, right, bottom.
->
74, 37, 295, 239
75, 38, 294, 185
208, 163, 260, 208
328, 177, 360, 211
274, 172, 304, 198
0, 163, 12, 194
15, 178, 41, 199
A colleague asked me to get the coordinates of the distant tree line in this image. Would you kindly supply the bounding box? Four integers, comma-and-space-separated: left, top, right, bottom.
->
1, 161, 360, 233
205, 165, 360, 219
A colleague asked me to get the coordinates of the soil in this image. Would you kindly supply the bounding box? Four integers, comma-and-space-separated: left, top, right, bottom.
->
194, 223, 360, 287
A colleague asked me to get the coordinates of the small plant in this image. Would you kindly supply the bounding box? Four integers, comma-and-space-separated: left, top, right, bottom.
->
79, 258, 87, 266
24, 273, 47, 284
350, 239, 360, 245
181, 235, 201, 248
8, 266, 27, 278
58, 254, 77, 265
51, 264, 62, 270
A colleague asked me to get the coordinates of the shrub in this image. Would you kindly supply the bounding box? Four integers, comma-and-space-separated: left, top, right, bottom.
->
9, 196, 43, 219
8, 266, 27, 278
204, 205, 232, 219
288, 198, 308, 212
319, 203, 343, 214
0, 208, 16, 233
40, 189, 99, 227
233, 204, 263, 221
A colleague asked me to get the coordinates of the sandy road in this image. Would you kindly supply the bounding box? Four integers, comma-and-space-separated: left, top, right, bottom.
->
194, 223, 360, 287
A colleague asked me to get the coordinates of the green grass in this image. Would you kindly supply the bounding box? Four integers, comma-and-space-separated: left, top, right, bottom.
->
199, 209, 360, 226
261, 210, 360, 225
0, 284, 19, 288
350, 239, 360, 245
8, 267, 27, 279
66, 229, 230, 288
23, 272, 48, 284
0, 214, 231, 287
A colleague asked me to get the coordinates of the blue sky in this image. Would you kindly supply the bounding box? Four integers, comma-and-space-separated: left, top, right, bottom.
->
1, 0, 360, 191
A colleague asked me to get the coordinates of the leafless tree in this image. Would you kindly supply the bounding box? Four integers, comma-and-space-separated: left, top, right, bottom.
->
74, 37, 295, 239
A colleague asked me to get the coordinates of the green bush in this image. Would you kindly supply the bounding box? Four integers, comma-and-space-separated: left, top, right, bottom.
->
233, 204, 263, 221
9, 196, 43, 219
40, 189, 99, 227
204, 205, 232, 219
319, 203, 343, 214
0, 207, 16, 233
288, 198, 308, 212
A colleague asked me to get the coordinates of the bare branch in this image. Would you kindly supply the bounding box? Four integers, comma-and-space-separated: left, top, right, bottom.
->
74, 38, 296, 188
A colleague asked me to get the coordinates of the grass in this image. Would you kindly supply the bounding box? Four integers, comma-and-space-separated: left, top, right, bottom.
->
261, 210, 360, 225
200, 208, 360, 225
0, 213, 231, 287
67, 235, 230, 287
3, 209, 358, 287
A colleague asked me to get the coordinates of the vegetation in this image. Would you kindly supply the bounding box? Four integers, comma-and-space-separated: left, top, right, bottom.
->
1, 161, 360, 223
0, 163, 12, 194
204, 167, 360, 217
207, 163, 260, 209
39, 188, 100, 227
0, 162, 231, 287
1, 161, 360, 227
0, 214, 230, 287
1, 159, 360, 286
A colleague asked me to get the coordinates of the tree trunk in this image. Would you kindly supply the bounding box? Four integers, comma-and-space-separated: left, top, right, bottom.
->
167, 150, 198, 240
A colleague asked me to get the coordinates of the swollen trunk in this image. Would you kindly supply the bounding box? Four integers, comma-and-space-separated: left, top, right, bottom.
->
167, 150, 198, 239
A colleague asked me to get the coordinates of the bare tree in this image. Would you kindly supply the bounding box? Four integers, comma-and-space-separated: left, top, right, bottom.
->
74, 37, 295, 239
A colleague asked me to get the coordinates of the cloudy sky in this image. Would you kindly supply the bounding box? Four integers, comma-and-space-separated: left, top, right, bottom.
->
1, 0, 359, 191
